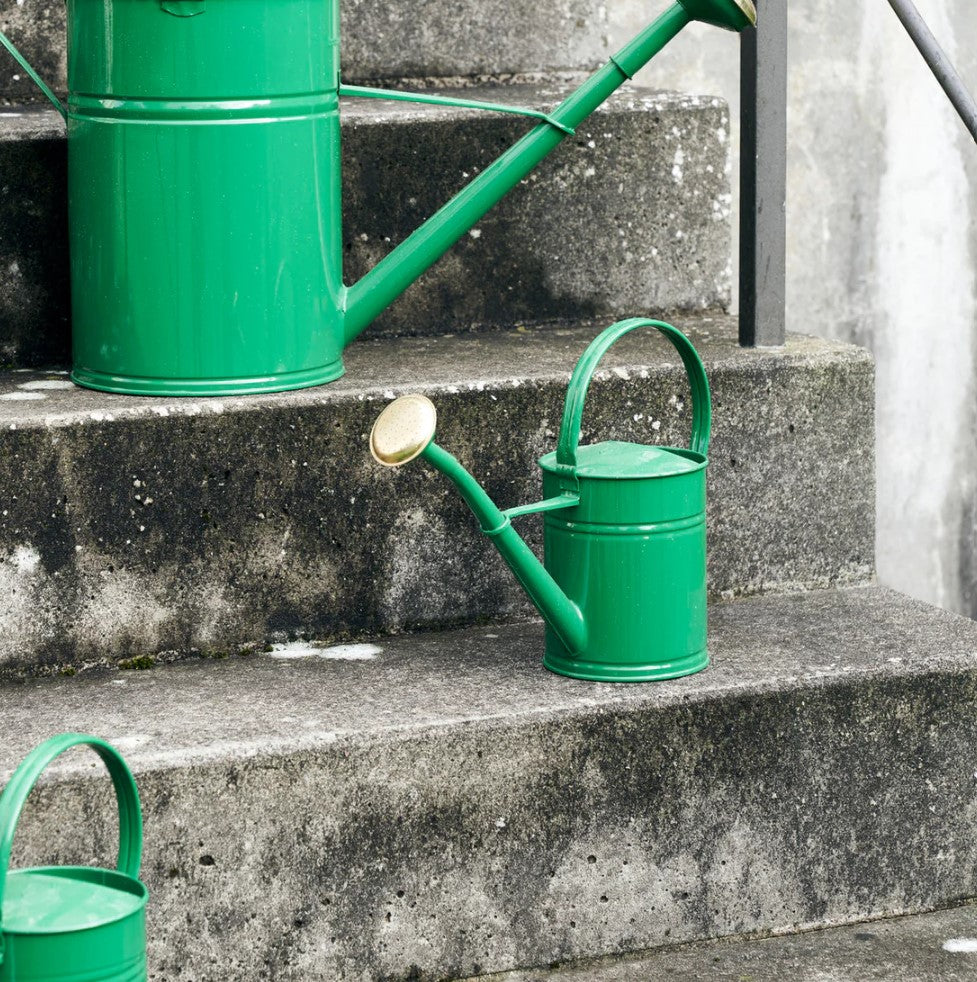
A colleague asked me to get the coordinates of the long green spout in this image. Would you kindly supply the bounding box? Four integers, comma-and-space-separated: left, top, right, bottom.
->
420, 442, 588, 656
343, 0, 755, 343
368, 392, 589, 653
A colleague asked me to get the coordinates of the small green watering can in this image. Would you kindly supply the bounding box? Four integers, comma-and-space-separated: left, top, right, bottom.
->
0, 735, 147, 982
370, 318, 711, 682
0, 0, 754, 396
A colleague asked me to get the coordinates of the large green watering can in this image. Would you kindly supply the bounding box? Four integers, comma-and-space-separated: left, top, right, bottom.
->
370, 318, 711, 682
0, 0, 754, 396
0, 735, 147, 982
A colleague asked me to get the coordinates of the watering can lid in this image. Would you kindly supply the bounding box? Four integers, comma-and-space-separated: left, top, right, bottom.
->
2, 867, 147, 935
542, 440, 705, 480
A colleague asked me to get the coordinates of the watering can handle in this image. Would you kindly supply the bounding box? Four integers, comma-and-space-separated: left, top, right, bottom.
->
556, 318, 711, 469
0, 734, 143, 933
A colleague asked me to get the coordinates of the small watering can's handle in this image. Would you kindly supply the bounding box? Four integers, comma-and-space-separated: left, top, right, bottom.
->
556, 318, 711, 469
0, 734, 143, 934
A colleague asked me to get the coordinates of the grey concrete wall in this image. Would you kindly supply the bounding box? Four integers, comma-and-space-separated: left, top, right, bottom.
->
616, 0, 977, 619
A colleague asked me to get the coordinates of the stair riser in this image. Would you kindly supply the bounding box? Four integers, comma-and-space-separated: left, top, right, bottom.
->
0, 345, 874, 673
11, 663, 976, 980
0, 93, 731, 368
0, 123, 68, 366
0, 0, 611, 106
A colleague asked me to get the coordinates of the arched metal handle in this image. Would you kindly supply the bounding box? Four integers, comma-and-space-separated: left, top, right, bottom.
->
556, 318, 711, 470
0, 734, 143, 937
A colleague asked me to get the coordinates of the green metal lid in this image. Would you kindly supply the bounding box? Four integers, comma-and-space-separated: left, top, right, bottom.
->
2, 867, 147, 935
541, 440, 705, 480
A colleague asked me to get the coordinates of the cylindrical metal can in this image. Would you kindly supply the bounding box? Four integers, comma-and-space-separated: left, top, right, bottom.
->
67, 0, 344, 395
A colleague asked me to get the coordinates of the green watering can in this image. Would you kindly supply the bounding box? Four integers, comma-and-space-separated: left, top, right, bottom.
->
0, 0, 754, 396
0, 735, 147, 982
370, 318, 711, 682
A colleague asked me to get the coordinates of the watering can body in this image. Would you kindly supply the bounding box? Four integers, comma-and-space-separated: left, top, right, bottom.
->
370, 318, 712, 682
0, 735, 147, 982
1, 0, 754, 396
538, 442, 707, 681
68, 0, 345, 395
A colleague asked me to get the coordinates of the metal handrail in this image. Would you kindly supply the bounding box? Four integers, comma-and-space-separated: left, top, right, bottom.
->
887, 0, 977, 146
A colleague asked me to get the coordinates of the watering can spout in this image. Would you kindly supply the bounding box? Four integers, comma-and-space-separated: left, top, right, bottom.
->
342, 0, 755, 344
369, 395, 588, 655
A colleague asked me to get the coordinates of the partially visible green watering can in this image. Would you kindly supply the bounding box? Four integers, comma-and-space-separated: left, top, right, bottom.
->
0, 0, 754, 396
370, 318, 711, 682
0, 734, 147, 981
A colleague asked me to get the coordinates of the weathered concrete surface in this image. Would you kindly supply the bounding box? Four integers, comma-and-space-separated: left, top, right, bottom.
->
3, 588, 977, 980
340, 0, 612, 81
477, 904, 977, 981
0, 85, 731, 368
0, 0, 65, 107
0, 108, 67, 366
614, 2, 977, 620
0, 319, 874, 673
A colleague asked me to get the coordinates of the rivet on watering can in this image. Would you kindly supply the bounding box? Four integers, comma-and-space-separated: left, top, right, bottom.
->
0, 0, 754, 397
370, 318, 712, 683
0, 734, 147, 982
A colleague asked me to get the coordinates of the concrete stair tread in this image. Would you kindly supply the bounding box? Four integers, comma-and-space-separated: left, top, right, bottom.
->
339, 79, 720, 121
0, 314, 857, 427
474, 904, 977, 981
4, 585, 977, 979
0, 104, 60, 140
0, 82, 717, 132
2, 586, 973, 777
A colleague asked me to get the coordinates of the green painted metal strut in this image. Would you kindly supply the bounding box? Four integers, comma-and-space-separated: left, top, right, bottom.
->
342, 2, 690, 342
339, 85, 576, 135
0, 32, 65, 119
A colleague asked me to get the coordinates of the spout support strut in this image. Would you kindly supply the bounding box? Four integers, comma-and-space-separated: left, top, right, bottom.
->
0, 31, 66, 119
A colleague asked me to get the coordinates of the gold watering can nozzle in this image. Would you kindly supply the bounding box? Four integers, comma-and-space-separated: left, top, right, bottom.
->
370, 394, 438, 467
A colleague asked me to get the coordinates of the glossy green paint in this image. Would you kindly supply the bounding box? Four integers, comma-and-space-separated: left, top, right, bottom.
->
1, 0, 754, 396
0, 734, 147, 982
377, 318, 712, 682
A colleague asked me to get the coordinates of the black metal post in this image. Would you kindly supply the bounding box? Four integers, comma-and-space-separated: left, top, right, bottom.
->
739, 0, 787, 347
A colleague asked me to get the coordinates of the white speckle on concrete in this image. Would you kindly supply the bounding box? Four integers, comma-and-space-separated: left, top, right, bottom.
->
268, 641, 382, 661
672, 148, 685, 183
469, 228, 482, 239
18, 379, 74, 391
110, 734, 151, 750
943, 939, 977, 953
0, 392, 45, 401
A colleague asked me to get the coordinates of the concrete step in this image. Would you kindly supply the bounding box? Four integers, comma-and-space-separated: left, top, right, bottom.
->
0, 317, 874, 674
4, 587, 976, 980
0, 83, 731, 368
473, 904, 977, 981
0, 0, 616, 107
